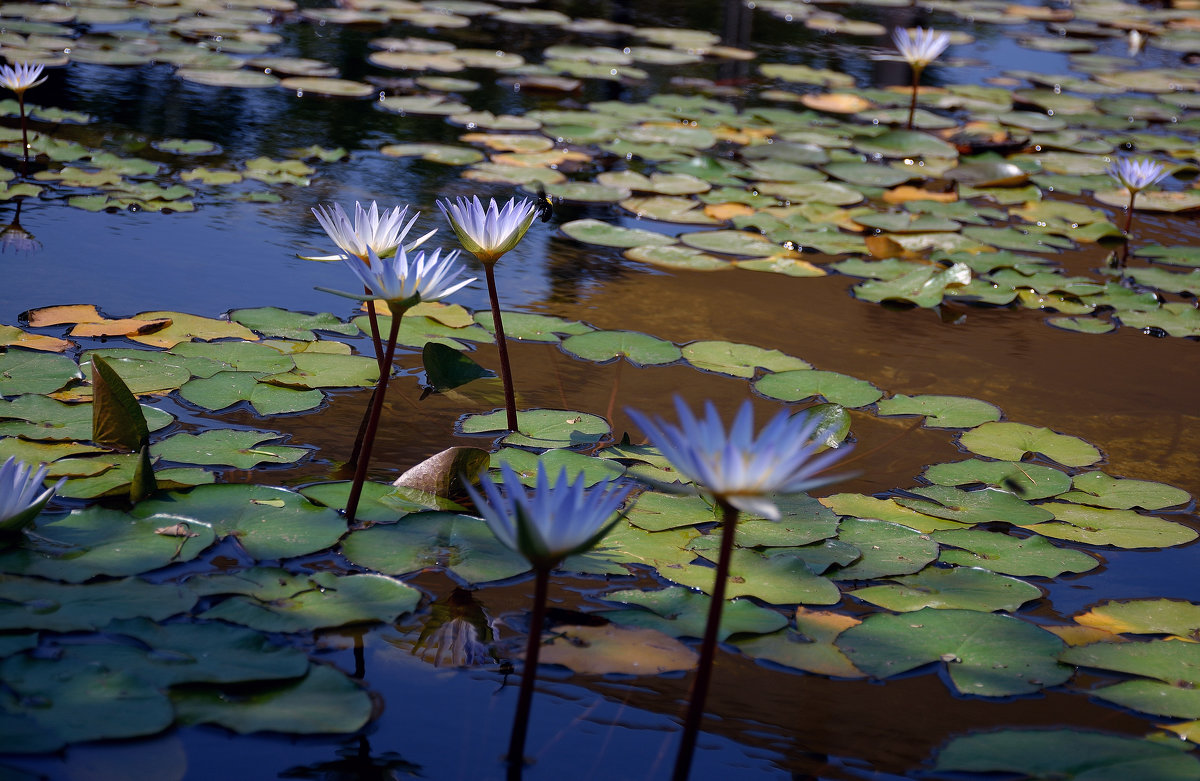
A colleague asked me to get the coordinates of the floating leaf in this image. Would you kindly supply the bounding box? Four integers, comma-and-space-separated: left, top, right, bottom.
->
923, 460, 1069, 499
538, 624, 697, 675
560, 218, 675, 248
934, 529, 1098, 577
828, 518, 939, 581
1019, 502, 1197, 549
837, 608, 1070, 696
0, 576, 196, 632
1075, 599, 1200, 641
152, 430, 307, 469
459, 409, 610, 449
1060, 472, 1191, 510
0, 349, 80, 396
876, 394, 1001, 429
754, 369, 882, 408
664, 547, 840, 605
851, 566, 1042, 613
894, 485, 1054, 527
599, 587, 787, 640
734, 608, 864, 678
560, 330, 681, 366
959, 422, 1102, 467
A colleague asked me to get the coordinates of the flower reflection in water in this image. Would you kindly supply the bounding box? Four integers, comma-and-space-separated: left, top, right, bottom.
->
0, 201, 38, 255
413, 589, 496, 669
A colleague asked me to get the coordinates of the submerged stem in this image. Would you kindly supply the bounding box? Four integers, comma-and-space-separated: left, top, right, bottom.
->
344, 308, 403, 525
506, 566, 550, 779
672, 499, 739, 781
484, 263, 519, 432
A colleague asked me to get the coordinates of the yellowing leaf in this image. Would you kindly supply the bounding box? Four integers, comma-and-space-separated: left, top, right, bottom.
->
537, 624, 697, 675
0, 325, 73, 352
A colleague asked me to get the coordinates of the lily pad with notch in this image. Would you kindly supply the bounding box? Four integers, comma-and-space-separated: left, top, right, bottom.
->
934, 528, 1098, 577
459, 408, 611, 449
1018, 502, 1197, 549
876, 395, 1002, 429
754, 370, 883, 408
959, 422, 1102, 467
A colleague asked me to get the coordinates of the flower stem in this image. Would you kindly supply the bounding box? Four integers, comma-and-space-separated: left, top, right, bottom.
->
507, 566, 550, 779
346, 296, 387, 470
17, 93, 28, 176
906, 66, 921, 130
483, 263, 519, 431
672, 500, 739, 781
344, 307, 403, 526
1118, 192, 1137, 269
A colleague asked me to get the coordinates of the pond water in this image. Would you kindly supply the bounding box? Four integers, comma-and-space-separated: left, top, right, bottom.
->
2, 0, 1200, 778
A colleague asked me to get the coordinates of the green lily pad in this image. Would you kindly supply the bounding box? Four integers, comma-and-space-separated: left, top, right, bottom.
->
1019, 502, 1197, 549
379, 143, 484, 165
922, 459, 1070, 500
851, 566, 1042, 612
827, 518, 939, 581
934, 529, 1098, 577
173, 664, 372, 735
260, 352, 379, 389
1074, 599, 1200, 640
342, 511, 530, 584
560, 218, 675, 248
934, 729, 1200, 780
837, 607, 1070, 696
681, 341, 810, 378
1063, 639, 1200, 719
679, 230, 781, 257
0, 349, 81, 396
491, 447, 624, 489
625, 491, 716, 532
1047, 315, 1116, 334
1060, 472, 1190, 511
180, 372, 324, 415
959, 421, 1102, 467
178, 69, 280, 89
853, 130, 958, 159
201, 570, 419, 632
619, 195, 719, 224
228, 307, 358, 340
0, 394, 172, 442
0, 507, 216, 582
560, 330, 681, 366
853, 264, 973, 308
754, 369, 883, 408
138, 485, 345, 560
0, 655, 173, 753
472, 311, 593, 342
821, 493, 966, 533
823, 162, 914, 188
0, 575, 197, 632
664, 547, 840, 605
876, 395, 1001, 429
734, 608, 865, 678
377, 95, 470, 116
599, 587, 787, 640
151, 430, 308, 469
624, 245, 731, 270
1116, 304, 1200, 338
459, 408, 611, 448
894, 485, 1054, 526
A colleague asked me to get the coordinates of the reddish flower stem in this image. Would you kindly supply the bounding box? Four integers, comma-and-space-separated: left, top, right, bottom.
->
906, 66, 922, 130
344, 308, 402, 525
346, 296, 387, 469
483, 263, 519, 431
672, 499, 739, 781
17, 93, 28, 175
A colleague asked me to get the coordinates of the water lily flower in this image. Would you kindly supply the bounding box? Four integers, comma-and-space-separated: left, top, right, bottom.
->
892, 27, 950, 130
466, 463, 631, 571
437, 195, 537, 265
320, 246, 474, 309
466, 462, 631, 771
892, 27, 951, 71
1108, 157, 1167, 194
437, 195, 540, 433
0, 456, 63, 534
627, 397, 851, 781
626, 397, 850, 521
310, 201, 434, 262
0, 61, 47, 174
317, 244, 474, 526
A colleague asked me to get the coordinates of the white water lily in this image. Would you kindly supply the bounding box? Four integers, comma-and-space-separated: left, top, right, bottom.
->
310, 201, 435, 261
892, 27, 951, 70
0, 62, 46, 96
0, 457, 63, 534
466, 463, 631, 570
437, 195, 537, 264
320, 245, 474, 308
627, 397, 850, 521
1108, 157, 1167, 194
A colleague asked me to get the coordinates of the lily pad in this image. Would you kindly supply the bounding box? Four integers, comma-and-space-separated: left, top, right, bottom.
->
0, 575, 196, 632
828, 518, 939, 581
180, 372, 324, 415
754, 370, 883, 408
851, 566, 1042, 613
922, 459, 1070, 500
664, 547, 841, 606
1074, 599, 1200, 641
837, 607, 1070, 696
1060, 472, 1190, 511
152, 430, 307, 469
0, 349, 81, 396
560, 330, 681, 367
894, 485, 1054, 527
876, 395, 1002, 429
681, 341, 809, 379
734, 608, 865, 678
538, 624, 697, 675
459, 408, 611, 449
599, 587, 787, 640
1019, 502, 1197, 549
934, 529, 1098, 577
959, 422, 1102, 467
560, 218, 675, 248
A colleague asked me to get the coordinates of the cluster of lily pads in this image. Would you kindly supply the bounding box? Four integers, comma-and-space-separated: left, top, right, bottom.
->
2, 277, 1200, 774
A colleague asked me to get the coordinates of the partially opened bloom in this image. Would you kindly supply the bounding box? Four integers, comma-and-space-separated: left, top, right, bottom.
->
627, 397, 850, 521
311, 201, 433, 261
437, 195, 537, 264
320, 246, 474, 309
892, 27, 951, 70
0, 457, 63, 534
1108, 157, 1167, 194
0, 62, 46, 96
466, 463, 631, 570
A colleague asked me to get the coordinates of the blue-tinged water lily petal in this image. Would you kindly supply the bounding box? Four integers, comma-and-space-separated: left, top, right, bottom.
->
1108, 157, 1168, 194
0, 456, 63, 534
437, 196, 537, 264
627, 398, 851, 521
319, 245, 475, 308
465, 463, 632, 570
0, 62, 47, 95
892, 27, 951, 69
312, 201, 434, 261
